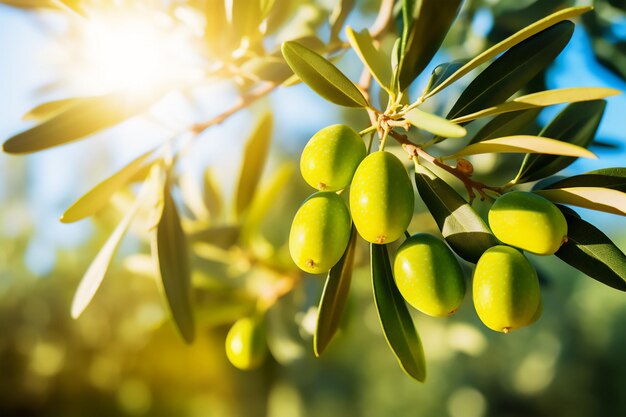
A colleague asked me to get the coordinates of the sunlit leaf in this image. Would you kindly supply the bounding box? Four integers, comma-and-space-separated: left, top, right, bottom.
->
235, 113, 273, 217
398, 0, 462, 91
556, 207, 626, 291
447, 136, 597, 160
281, 41, 369, 108
516, 100, 607, 183
452, 87, 620, 124
535, 187, 626, 216
154, 180, 195, 343
22, 97, 81, 121
446, 21, 574, 120
371, 243, 426, 382
203, 168, 224, 220
404, 108, 466, 138
414, 164, 497, 263
314, 227, 356, 357
229, 0, 262, 40
468, 108, 541, 145
346, 26, 392, 92
61, 150, 155, 223
4, 93, 157, 154
425, 6, 592, 98
537, 168, 626, 192
330, 0, 355, 40
422, 60, 467, 97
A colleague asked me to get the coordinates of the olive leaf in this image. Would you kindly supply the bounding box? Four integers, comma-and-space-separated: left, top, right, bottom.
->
330, 0, 355, 41
345, 26, 392, 92
3, 93, 157, 154
451, 87, 620, 124
446, 136, 597, 160
235, 113, 273, 217
468, 108, 541, 145
424, 6, 592, 99
154, 180, 195, 343
422, 60, 467, 97
414, 164, 497, 263
203, 168, 224, 220
538, 168, 626, 192
371, 243, 426, 382
61, 149, 155, 223
516, 100, 607, 183
281, 41, 369, 108
535, 187, 626, 216
22, 97, 81, 121
446, 21, 574, 121
314, 227, 357, 357
404, 108, 466, 138
398, 0, 462, 91
556, 207, 626, 291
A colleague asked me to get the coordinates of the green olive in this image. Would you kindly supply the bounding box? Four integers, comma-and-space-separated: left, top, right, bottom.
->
289, 191, 351, 273
473, 245, 541, 333
300, 124, 366, 191
394, 234, 465, 317
225, 316, 267, 370
488, 191, 567, 255
349, 152, 414, 244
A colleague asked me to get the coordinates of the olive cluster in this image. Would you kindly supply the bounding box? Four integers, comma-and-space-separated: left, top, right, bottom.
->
289, 125, 569, 334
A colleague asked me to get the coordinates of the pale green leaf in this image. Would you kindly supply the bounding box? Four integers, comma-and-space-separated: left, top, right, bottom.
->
345, 26, 392, 92
203, 168, 223, 220
535, 187, 626, 216
404, 108, 466, 138
447, 136, 597, 160
468, 108, 541, 145
22, 97, 81, 121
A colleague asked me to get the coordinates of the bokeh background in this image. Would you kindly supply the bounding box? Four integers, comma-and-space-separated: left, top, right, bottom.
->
2, 0, 626, 416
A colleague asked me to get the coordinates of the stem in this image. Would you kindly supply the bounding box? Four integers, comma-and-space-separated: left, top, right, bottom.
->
360, 125, 378, 136
379, 127, 390, 151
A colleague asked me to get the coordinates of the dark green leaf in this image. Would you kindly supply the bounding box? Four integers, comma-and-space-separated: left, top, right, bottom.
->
4, 93, 156, 154
468, 108, 541, 145
516, 100, 607, 183
155, 182, 195, 343
446, 21, 574, 120
414, 164, 498, 262
314, 227, 357, 357
422, 60, 468, 97
537, 168, 626, 192
371, 243, 426, 382
398, 0, 462, 91
235, 113, 273, 216
556, 208, 626, 291
281, 41, 368, 108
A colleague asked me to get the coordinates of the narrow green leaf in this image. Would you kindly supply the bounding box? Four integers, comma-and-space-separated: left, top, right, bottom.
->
414, 164, 497, 263
23, 97, 81, 121
203, 168, 223, 220
447, 136, 597, 160
281, 41, 369, 108
61, 150, 154, 223
516, 100, 607, 183
422, 60, 467, 97
371, 243, 426, 382
446, 21, 574, 120
535, 187, 626, 216
538, 168, 626, 192
556, 208, 626, 291
154, 181, 195, 343
235, 113, 273, 217
399, 0, 462, 91
314, 227, 357, 357
425, 6, 592, 98
4, 93, 156, 154
404, 108, 466, 138
345, 26, 392, 92
330, 0, 355, 40
178, 172, 210, 221
452, 87, 620, 124
468, 108, 541, 145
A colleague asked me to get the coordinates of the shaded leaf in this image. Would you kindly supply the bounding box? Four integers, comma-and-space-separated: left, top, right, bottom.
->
281, 41, 368, 108
414, 164, 497, 263
468, 108, 541, 145
422, 60, 467, 97
555, 208, 626, 291
404, 108, 466, 138
446, 21, 574, 120
235, 113, 273, 216
330, 0, 355, 40
537, 168, 626, 192
399, 0, 462, 91
425, 6, 591, 98
535, 187, 626, 216
452, 87, 620, 124
203, 168, 223, 220
371, 243, 426, 382
447, 136, 597, 160
154, 181, 195, 343
346, 26, 392, 92
314, 227, 357, 357
61, 150, 154, 223
178, 172, 210, 221
516, 100, 607, 183
4, 93, 156, 154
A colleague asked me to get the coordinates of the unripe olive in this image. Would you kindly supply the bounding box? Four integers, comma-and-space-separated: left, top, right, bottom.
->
488, 191, 567, 255
289, 191, 351, 274
473, 245, 541, 333
300, 124, 366, 191
225, 316, 267, 370
349, 152, 414, 244
394, 233, 465, 317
